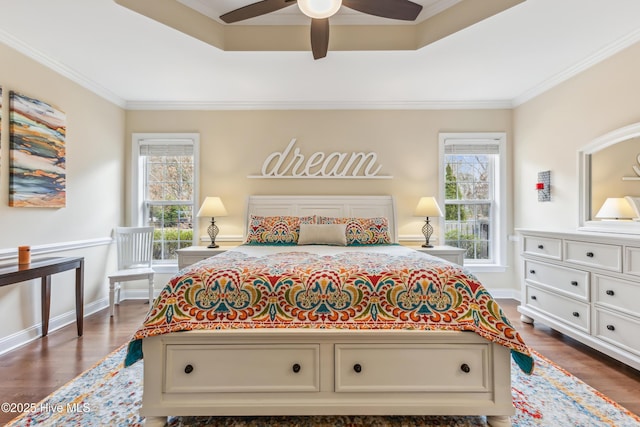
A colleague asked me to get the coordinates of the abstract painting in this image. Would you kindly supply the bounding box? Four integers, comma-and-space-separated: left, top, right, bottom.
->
9, 91, 66, 207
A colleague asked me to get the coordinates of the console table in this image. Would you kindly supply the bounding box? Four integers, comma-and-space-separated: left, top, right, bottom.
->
0, 257, 84, 337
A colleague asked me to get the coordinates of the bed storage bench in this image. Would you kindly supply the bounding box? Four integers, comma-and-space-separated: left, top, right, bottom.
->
141, 329, 513, 422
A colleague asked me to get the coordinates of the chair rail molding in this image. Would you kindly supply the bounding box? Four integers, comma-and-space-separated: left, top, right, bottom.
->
0, 237, 113, 262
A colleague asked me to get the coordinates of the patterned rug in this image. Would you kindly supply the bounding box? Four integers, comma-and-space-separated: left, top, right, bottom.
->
6, 345, 640, 427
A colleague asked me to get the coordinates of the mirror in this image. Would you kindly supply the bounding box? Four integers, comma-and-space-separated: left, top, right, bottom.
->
579, 122, 640, 234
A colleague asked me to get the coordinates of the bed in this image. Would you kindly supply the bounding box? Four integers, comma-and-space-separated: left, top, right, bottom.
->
126, 195, 533, 427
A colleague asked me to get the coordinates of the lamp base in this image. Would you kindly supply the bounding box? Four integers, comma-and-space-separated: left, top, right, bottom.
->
422, 244, 434, 248
207, 243, 219, 249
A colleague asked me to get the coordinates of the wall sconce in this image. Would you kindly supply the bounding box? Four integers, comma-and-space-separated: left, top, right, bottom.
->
414, 197, 443, 248
196, 197, 228, 248
536, 170, 551, 202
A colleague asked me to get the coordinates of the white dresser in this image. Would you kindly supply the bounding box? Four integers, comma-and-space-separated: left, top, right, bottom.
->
517, 229, 640, 370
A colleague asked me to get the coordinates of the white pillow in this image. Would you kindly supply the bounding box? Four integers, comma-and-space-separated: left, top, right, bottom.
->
298, 223, 347, 246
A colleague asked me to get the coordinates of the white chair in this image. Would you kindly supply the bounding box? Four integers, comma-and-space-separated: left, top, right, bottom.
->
108, 226, 155, 316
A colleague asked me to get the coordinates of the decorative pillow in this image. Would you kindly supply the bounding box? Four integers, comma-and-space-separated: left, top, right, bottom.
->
317, 216, 391, 245
298, 223, 347, 246
246, 215, 315, 245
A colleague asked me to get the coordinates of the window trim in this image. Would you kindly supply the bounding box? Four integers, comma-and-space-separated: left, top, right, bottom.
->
131, 133, 200, 269
438, 132, 507, 272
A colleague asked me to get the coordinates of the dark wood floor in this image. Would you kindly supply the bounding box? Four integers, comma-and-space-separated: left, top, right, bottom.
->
0, 299, 638, 425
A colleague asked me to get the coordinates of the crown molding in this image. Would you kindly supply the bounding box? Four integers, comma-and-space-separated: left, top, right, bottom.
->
125, 99, 513, 111
0, 28, 126, 108
513, 28, 640, 107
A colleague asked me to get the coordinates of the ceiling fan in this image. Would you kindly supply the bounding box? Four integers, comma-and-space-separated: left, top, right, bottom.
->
220, 0, 423, 60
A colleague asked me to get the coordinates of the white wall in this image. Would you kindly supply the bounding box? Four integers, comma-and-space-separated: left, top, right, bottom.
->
0, 43, 126, 350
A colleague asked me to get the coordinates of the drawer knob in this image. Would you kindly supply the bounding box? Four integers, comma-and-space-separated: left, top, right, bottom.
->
606, 290, 615, 296
571, 281, 578, 286
529, 269, 536, 274
292, 363, 301, 373
586, 252, 594, 258
572, 311, 580, 317
460, 363, 471, 373
537, 244, 544, 249
353, 363, 362, 373
606, 324, 615, 331
531, 295, 537, 300
184, 364, 194, 374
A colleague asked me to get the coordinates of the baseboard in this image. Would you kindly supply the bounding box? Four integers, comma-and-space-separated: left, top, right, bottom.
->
0, 298, 108, 356
490, 288, 520, 300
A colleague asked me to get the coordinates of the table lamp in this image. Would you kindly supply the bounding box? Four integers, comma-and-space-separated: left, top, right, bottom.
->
196, 197, 228, 248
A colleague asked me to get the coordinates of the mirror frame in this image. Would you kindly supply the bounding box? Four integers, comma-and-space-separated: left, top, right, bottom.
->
578, 121, 640, 234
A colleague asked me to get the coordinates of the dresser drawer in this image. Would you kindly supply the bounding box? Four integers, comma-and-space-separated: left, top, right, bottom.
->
524, 260, 589, 300
522, 235, 562, 260
564, 240, 622, 272
626, 246, 640, 277
165, 344, 320, 393
594, 309, 640, 356
334, 343, 489, 393
593, 274, 640, 317
525, 285, 590, 333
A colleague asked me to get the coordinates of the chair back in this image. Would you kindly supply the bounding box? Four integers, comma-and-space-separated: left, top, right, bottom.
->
114, 226, 154, 270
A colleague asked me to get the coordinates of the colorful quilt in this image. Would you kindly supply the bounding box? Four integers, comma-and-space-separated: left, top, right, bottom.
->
125, 248, 533, 373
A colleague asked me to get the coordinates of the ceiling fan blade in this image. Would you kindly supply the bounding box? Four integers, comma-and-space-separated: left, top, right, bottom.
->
342, 0, 423, 21
310, 18, 329, 60
220, 0, 296, 24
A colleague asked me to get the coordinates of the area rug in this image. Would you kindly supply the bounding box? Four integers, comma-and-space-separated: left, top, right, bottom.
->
6, 345, 640, 427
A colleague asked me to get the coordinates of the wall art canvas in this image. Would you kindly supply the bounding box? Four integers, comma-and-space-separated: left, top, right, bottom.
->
9, 91, 66, 207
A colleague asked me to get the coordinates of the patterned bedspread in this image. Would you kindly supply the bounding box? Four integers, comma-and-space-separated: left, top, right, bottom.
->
125, 247, 533, 373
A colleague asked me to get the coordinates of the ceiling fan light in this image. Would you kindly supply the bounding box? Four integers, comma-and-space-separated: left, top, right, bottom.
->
297, 0, 342, 19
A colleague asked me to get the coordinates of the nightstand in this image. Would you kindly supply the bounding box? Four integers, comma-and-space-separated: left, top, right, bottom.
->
404, 245, 466, 266
176, 245, 238, 269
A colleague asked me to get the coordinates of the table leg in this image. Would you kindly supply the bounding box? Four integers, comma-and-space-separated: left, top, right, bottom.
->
41, 275, 51, 337
76, 260, 84, 336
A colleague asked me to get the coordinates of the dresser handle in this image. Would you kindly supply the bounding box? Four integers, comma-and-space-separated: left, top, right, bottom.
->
537, 244, 544, 249
353, 363, 362, 373
586, 252, 594, 258
531, 295, 537, 300
606, 290, 615, 296
529, 269, 536, 274
571, 281, 578, 286
460, 363, 471, 373
292, 363, 301, 373
184, 364, 194, 374
606, 324, 615, 331
572, 311, 580, 317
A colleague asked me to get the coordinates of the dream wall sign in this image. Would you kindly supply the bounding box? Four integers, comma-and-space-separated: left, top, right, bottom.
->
9, 91, 67, 207
248, 138, 392, 179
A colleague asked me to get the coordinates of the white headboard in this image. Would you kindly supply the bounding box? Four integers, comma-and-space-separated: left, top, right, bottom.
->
245, 195, 398, 243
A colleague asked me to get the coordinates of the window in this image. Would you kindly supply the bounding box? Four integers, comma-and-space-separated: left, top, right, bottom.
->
439, 133, 506, 270
132, 133, 199, 267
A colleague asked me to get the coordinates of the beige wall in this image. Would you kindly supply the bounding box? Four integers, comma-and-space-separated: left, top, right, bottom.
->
126, 109, 512, 239
513, 42, 640, 232
0, 43, 125, 344
126, 108, 516, 290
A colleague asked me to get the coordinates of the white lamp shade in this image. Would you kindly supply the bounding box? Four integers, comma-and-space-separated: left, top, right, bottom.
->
414, 197, 443, 217
298, 0, 342, 19
595, 197, 636, 219
197, 197, 228, 217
